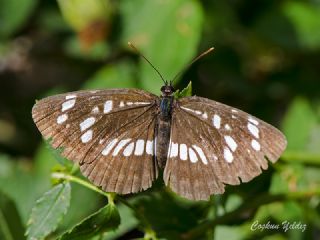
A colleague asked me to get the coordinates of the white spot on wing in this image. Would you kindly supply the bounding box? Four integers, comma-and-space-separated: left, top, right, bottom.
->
224, 147, 233, 163
119, 101, 125, 107
134, 102, 150, 105
134, 139, 145, 156
123, 142, 134, 156
146, 140, 153, 155
181, 106, 202, 116
202, 112, 208, 119
113, 139, 131, 156
81, 130, 93, 143
188, 147, 198, 163
104, 100, 113, 113
251, 139, 261, 151
127, 102, 133, 105
181, 106, 194, 112
225, 124, 231, 130
248, 117, 259, 125
213, 114, 221, 129
102, 139, 118, 156
224, 135, 237, 152
66, 95, 76, 100
192, 145, 208, 164
80, 117, 95, 132
57, 114, 68, 124
62, 99, 76, 112
248, 123, 259, 138
179, 144, 188, 160
169, 142, 178, 157
92, 106, 99, 114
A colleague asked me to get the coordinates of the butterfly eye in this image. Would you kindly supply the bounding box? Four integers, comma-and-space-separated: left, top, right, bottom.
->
161, 86, 174, 95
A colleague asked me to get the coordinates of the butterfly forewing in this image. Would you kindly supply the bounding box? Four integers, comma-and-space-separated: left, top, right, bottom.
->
32, 88, 159, 193
164, 96, 287, 200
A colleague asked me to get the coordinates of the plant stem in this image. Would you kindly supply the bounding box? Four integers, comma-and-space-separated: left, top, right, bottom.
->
51, 172, 110, 198
281, 151, 320, 165
181, 189, 320, 240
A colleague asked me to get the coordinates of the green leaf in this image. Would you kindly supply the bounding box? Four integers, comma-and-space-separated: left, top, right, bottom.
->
0, 155, 51, 224
0, 191, 25, 240
174, 81, 192, 99
64, 36, 110, 60
283, 2, 320, 50
103, 203, 138, 240
131, 190, 207, 239
256, 201, 304, 224
282, 97, 317, 151
214, 225, 246, 240
270, 164, 303, 194
84, 60, 137, 89
26, 183, 71, 240
0, 0, 38, 38
34, 141, 72, 176
60, 182, 101, 233
58, 204, 120, 240
120, 0, 204, 93
57, 0, 113, 31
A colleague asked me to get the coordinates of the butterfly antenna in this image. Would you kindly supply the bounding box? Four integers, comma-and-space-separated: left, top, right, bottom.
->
170, 47, 214, 85
128, 42, 167, 85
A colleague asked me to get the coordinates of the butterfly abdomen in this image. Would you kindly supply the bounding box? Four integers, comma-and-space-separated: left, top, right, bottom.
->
156, 96, 174, 168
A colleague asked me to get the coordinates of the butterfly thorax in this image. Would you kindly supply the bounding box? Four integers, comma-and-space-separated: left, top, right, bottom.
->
156, 85, 174, 168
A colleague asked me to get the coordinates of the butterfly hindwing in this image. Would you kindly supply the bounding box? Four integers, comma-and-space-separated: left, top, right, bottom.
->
32, 88, 159, 193
164, 96, 287, 200
80, 106, 158, 194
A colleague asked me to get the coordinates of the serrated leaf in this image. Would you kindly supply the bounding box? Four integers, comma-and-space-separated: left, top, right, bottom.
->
59, 204, 120, 240
59, 182, 100, 234
120, 0, 203, 93
26, 183, 71, 240
174, 81, 192, 99
0, 191, 25, 240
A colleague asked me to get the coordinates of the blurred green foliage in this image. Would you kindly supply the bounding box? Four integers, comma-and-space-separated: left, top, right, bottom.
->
0, 0, 320, 239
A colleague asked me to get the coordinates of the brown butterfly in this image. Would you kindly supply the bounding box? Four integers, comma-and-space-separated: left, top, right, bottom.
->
32, 44, 287, 200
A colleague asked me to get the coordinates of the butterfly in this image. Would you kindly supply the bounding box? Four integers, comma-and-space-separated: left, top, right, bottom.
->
32, 44, 287, 201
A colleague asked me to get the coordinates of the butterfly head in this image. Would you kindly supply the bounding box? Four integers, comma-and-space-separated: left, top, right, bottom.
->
161, 82, 175, 97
